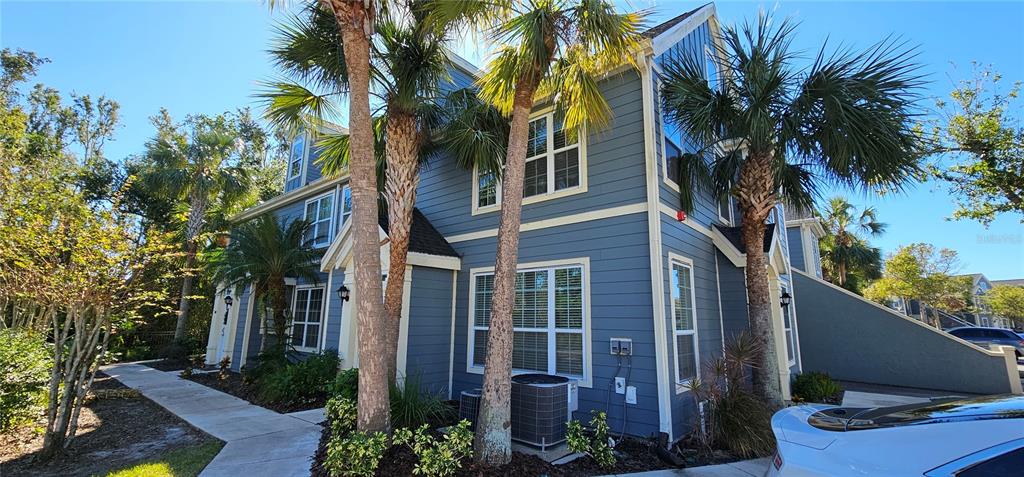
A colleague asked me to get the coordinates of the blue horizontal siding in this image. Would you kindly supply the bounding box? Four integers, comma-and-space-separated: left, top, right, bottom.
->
406, 266, 456, 396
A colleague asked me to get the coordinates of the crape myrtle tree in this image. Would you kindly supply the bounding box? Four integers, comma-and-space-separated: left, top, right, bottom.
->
660, 12, 925, 407
425, 0, 647, 465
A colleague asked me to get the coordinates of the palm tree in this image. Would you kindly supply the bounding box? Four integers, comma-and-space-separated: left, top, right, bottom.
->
426, 0, 646, 465
818, 197, 884, 293
262, 0, 456, 430
143, 112, 249, 341
661, 12, 924, 407
211, 215, 320, 351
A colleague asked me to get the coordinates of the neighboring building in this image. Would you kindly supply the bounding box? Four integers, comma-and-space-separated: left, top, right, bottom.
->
205, 3, 803, 441
956, 274, 1013, 329
992, 278, 1024, 287
784, 204, 825, 279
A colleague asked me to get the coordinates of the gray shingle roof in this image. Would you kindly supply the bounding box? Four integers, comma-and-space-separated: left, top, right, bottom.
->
642, 4, 709, 38
379, 208, 459, 258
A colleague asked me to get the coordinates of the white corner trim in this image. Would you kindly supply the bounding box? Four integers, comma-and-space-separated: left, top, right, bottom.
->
465, 257, 594, 389
651, 4, 717, 57
447, 202, 648, 243
447, 269, 458, 400
641, 53, 675, 438
239, 285, 257, 368
396, 265, 414, 380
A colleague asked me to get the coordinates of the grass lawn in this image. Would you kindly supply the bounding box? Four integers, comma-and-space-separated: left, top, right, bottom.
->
105, 440, 224, 477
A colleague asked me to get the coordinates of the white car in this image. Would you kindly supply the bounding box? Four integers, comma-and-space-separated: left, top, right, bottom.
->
767, 395, 1024, 476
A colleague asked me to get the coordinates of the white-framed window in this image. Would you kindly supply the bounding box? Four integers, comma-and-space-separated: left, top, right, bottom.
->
669, 254, 699, 390
471, 110, 586, 215
288, 133, 306, 180
704, 46, 720, 91
340, 185, 352, 225
781, 285, 795, 365
291, 285, 324, 351
717, 195, 733, 225
304, 192, 334, 248
468, 259, 589, 385
655, 73, 685, 189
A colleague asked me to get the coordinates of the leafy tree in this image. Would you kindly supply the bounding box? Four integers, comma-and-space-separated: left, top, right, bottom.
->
661, 12, 924, 407
818, 197, 884, 294
211, 215, 320, 355
864, 243, 972, 326
140, 110, 251, 341
929, 65, 1023, 225
985, 285, 1024, 327
426, 0, 647, 464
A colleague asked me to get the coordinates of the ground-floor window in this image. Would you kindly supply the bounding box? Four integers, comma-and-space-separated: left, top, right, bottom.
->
669, 255, 699, 387
781, 285, 795, 365
469, 262, 587, 380
291, 286, 324, 350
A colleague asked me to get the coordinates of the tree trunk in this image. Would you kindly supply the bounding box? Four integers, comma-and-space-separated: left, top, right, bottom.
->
173, 243, 197, 340
383, 112, 419, 384
325, 0, 389, 434
735, 152, 784, 409
473, 82, 538, 466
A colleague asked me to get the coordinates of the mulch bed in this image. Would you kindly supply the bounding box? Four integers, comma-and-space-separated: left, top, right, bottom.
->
185, 370, 327, 414
310, 424, 680, 477
0, 372, 221, 477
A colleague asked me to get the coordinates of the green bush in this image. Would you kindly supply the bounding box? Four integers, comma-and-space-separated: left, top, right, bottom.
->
390, 374, 455, 429
159, 337, 202, 362
256, 351, 339, 405
711, 389, 776, 458
566, 411, 616, 469
325, 396, 357, 437
325, 430, 389, 477
393, 420, 473, 477
0, 329, 51, 430
792, 372, 842, 404
329, 367, 358, 401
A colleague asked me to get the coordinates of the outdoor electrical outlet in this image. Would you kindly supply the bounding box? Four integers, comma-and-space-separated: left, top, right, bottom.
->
626, 386, 637, 404
610, 338, 633, 356
615, 377, 626, 394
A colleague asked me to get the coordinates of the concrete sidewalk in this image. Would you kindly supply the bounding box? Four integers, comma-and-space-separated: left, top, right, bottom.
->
602, 458, 770, 476
102, 362, 322, 477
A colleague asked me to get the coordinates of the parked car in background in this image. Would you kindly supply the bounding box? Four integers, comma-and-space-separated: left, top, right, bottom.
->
767, 395, 1024, 476
947, 327, 1024, 357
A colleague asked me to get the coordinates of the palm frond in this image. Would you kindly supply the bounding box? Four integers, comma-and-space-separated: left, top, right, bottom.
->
269, 4, 349, 93
437, 87, 509, 176
256, 80, 341, 137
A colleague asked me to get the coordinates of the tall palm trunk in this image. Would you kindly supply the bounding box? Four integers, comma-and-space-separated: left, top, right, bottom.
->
174, 194, 207, 340
383, 112, 420, 383
474, 81, 538, 466
324, 0, 389, 433
736, 152, 784, 409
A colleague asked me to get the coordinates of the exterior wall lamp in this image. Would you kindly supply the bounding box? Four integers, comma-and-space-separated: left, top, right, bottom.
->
337, 284, 351, 302
780, 291, 792, 308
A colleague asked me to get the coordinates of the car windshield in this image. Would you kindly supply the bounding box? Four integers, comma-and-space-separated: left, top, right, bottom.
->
808, 395, 1024, 431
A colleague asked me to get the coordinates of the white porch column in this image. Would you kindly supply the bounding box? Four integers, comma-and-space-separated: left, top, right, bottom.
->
768, 275, 792, 400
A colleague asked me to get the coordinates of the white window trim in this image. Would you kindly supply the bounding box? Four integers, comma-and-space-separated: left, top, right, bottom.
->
668, 252, 701, 394
291, 284, 325, 352
466, 257, 593, 388
304, 191, 336, 249
655, 72, 684, 193
287, 132, 308, 181
470, 108, 588, 216
717, 195, 734, 225
339, 184, 352, 226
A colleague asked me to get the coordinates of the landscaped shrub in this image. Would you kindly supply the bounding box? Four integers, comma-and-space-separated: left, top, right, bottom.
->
257, 351, 339, 405
566, 411, 616, 469
329, 367, 358, 401
791, 372, 842, 404
158, 337, 202, 362
686, 332, 776, 459
324, 430, 389, 477
325, 396, 357, 437
393, 420, 474, 477
0, 329, 51, 430
390, 374, 455, 429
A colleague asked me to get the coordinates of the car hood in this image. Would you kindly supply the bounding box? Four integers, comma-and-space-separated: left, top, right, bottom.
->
772, 404, 838, 450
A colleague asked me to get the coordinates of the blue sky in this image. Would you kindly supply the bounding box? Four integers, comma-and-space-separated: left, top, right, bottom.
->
3, 1, 1022, 279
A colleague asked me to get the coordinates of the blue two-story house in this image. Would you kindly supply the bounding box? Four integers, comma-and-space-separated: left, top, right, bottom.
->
205, 2, 806, 442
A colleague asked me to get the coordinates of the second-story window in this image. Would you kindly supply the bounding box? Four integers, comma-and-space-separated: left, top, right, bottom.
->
340, 185, 352, 225
524, 114, 580, 198
289, 133, 306, 180
478, 170, 499, 208
304, 192, 334, 248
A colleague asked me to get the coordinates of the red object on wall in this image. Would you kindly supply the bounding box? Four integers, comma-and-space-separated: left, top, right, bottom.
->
676, 210, 687, 222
